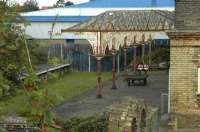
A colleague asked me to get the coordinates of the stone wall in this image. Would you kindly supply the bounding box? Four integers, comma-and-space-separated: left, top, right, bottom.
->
107, 97, 159, 132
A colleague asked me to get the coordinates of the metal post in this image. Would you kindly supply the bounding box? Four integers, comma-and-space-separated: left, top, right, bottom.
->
124, 48, 128, 75
96, 57, 102, 98
123, 36, 128, 76
117, 53, 120, 73
142, 44, 145, 64
88, 53, 91, 72
112, 53, 117, 89
132, 48, 134, 71
149, 42, 152, 66
134, 46, 137, 72
132, 46, 137, 72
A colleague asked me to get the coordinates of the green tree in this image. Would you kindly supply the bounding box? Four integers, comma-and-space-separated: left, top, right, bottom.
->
54, 0, 73, 7
0, 2, 58, 131
21, 0, 39, 12
65, 1, 74, 6
152, 48, 170, 63
0, 0, 29, 96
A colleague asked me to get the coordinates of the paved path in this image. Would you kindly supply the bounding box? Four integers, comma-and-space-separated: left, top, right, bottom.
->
54, 71, 168, 120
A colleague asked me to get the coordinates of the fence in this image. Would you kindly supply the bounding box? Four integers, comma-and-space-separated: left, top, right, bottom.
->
47, 39, 170, 72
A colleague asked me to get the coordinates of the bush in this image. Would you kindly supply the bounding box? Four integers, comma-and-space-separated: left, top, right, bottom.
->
47, 72, 59, 81
152, 48, 170, 64
63, 113, 109, 132
23, 68, 40, 91
48, 57, 62, 66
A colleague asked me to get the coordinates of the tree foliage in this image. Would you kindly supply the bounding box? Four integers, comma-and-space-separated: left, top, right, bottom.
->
0, 0, 28, 96
152, 48, 170, 63
21, 0, 39, 12
54, 0, 73, 7
0, 1, 58, 130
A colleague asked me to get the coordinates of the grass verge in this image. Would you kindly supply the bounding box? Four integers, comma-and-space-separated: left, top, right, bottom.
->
0, 72, 111, 116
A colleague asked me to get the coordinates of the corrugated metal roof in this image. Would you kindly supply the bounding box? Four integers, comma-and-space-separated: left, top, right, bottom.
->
23, 16, 90, 22
69, 0, 174, 8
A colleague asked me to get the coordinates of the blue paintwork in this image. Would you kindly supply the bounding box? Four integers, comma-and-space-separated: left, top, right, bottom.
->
23, 16, 91, 22
23, 0, 174, 22
68, 0, 175, 8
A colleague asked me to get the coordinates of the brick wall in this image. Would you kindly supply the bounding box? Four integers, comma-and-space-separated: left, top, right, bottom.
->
168, 0, 200, 116
169, 38, 200, 114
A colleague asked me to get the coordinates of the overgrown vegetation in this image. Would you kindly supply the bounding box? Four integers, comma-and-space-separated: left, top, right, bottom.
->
0, 0, 27, 98
0, 71, 111, 131
0, 1, 94, 131
0, 1, 112, 132
0, 1, 48, 98
0, 72, 111, 115
63, 113, 109, 132
28, 40, 48, 66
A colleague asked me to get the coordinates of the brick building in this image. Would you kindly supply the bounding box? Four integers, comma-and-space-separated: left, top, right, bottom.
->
168, 0, 200, 115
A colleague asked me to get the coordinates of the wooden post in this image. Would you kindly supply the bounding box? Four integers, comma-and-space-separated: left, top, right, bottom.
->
112, 52, 117, 89
96, 57, 103, 98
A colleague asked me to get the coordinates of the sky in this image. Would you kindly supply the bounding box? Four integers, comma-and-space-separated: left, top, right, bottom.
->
15, 0, 89, 7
